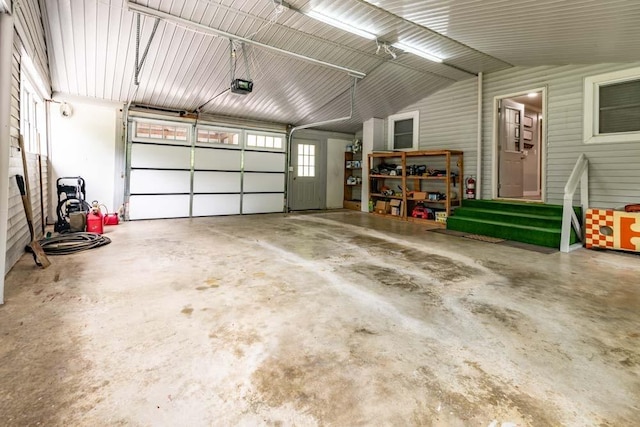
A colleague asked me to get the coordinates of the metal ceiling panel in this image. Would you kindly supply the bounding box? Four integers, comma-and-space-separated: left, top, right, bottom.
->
53, 0, 640, 134
365, 0, 640, 65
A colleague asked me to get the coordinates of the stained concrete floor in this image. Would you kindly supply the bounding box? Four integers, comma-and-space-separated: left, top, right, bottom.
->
0, 211, 639, 426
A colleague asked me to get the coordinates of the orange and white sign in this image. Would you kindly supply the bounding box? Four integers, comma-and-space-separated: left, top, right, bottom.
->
585, 208, 640, 252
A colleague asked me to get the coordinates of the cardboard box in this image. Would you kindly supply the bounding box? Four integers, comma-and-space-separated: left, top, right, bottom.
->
413, 191, 427, 200
390, 199, 402, 216
375, 200, 390, 214
435, 211, 448, 224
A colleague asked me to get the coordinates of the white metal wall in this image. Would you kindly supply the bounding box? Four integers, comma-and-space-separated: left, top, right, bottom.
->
482, 62, 640, 207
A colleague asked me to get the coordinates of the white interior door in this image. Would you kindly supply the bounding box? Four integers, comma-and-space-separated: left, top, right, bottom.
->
498, 99, 525, 198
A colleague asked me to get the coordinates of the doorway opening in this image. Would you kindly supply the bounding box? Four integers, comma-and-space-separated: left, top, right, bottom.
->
494, 88, 545, 201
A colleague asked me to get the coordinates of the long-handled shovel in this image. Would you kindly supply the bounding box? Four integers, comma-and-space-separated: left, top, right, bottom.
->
16, 175, 51, 268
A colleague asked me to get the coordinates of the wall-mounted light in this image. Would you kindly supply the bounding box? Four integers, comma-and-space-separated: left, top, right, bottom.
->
305, 10, 377, 40
392, 41, 443, 63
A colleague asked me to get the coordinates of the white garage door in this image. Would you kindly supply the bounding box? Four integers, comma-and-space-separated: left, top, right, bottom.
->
127, 121, 286, 220
128, 122, 192, 220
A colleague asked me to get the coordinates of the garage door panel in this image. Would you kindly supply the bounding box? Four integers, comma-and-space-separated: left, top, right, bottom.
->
129, 195, 190, 219
131, 144, 191, 169
193, 171, 241, 193
194, 148, 241, 171
242, 193, 284, 214
244, 151, 285, 172
130, 170, 191, 194
244, 173, 285, 193
193, 194, 241, 216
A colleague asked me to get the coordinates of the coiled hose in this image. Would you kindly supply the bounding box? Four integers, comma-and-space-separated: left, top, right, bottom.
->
38, 232, 111, 255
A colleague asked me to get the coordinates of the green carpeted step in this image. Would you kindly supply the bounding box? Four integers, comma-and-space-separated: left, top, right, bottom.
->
452, 208, 562, 229
446, 216, 566, 248
460, 199, 580, 217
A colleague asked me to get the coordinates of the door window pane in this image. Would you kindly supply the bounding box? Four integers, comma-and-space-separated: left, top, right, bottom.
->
297, 144, 315, 177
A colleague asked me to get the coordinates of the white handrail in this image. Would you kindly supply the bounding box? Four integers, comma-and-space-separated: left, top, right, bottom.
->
560, 154, 589, 252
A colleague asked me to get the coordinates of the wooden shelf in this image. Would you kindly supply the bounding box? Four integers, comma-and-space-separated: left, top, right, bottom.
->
370, 193, 403, 199
344, 150, 363, 211
367, 149, 463, 222
369, 174, 404, 179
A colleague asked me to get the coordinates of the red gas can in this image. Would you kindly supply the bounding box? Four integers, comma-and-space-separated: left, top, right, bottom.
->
87, 210, 104, 234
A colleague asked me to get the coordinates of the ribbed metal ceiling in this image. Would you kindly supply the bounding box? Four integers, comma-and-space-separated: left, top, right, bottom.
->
364, 0, 640, 66
41, 0, 640, 133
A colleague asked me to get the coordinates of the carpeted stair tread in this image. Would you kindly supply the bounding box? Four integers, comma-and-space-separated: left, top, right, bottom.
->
446, 217, 560, 248
447, 216, 562, 234
453, 207, 562, 223
460, 199, 578, 216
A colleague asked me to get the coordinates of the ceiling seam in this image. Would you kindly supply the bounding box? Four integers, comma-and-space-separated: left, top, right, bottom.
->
352, 0, 514, 69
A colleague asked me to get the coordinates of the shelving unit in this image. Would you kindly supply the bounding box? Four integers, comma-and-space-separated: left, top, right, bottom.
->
368, 150, 463, 226
343, 150, 362, 210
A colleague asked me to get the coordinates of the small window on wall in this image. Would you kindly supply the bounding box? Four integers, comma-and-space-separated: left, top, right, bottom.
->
134, 122, 188, 141
388, 111, 419, 150
197, 128, 239, 145
584, 66, 640, 144
297, 144, 315, 177
246, 132, 284, 150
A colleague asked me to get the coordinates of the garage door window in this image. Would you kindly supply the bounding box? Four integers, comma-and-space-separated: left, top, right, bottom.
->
197, 128, 239, 146
135, 122, 188, 141
247, 133, 284, 150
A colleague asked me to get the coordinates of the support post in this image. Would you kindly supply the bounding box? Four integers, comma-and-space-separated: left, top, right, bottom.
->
0, 12, 15, 303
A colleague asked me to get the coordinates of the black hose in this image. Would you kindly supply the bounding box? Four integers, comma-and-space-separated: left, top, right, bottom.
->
38, 232, 111, 255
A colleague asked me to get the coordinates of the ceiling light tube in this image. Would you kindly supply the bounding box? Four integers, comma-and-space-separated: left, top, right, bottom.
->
392, 42, 443, 63
306, 10, 377, 40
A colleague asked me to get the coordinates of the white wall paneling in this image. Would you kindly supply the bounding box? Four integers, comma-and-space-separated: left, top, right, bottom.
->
194, 148, 242, 171
128, 195, 191, 220
193, 171, 241, 194
192, 194, 241, 217
129, 170, 191, 194
50, 99, 119, 210
243, 173, 285, 193
244, 151, 285, 172
242, 194, 285, 214
130, 143, 191, 169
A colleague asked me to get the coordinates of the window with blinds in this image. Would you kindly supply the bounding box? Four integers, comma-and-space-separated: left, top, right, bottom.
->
598, 79, 640, 134
584, 66, 640, 144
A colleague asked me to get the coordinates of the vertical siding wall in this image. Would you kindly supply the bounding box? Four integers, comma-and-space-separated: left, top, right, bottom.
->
4, 29, 50, 274
482, 62, 640, 207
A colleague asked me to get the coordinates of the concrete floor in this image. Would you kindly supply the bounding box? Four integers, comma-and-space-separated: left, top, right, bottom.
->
0, 211, 638, 426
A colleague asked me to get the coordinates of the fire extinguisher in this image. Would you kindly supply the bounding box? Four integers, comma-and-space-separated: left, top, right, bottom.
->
86, 200, 104, 234
465, 176, 476, 199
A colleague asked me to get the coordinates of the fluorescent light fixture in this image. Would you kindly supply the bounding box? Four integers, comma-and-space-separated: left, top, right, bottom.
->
306, 10, 377, 40
392, 41, 443, 63
527, 92, 539, 98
